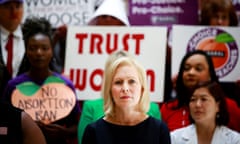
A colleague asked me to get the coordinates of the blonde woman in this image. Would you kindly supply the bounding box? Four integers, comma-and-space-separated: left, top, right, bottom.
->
82, 53, 170, 144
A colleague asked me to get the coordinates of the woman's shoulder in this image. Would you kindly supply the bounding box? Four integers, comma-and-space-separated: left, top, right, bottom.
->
225, 97, 240, 112
84, 98, 103, 106
52, 72, 76, 90
7, 73, 29, 85
171, 124, 194, 134
53, 72, 72, 83
150, 102, 159, 108
170, 125, 195, 144
82, 99, 104, 117
86, 118, 108, 130
218, 126, 240, 137
161, 99, 179, 110
4, 73, 29, 95
213, 126, 240, 143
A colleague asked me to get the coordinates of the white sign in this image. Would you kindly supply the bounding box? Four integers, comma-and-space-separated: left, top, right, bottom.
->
23, 0, 102, 27
64, 26, 167, 102
172, 25, 240, 82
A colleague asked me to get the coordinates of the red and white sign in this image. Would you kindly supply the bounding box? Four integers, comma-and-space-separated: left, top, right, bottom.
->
64, 26, 167, 102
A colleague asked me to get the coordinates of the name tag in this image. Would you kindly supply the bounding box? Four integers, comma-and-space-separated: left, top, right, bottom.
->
0, 127, 8, 135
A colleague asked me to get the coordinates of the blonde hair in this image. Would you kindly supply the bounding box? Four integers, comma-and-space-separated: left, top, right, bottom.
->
102, 56, 150, 117
104, 50, 132, 69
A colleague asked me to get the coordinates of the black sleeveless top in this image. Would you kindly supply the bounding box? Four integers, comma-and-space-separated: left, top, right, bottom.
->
0, 101, 23, 144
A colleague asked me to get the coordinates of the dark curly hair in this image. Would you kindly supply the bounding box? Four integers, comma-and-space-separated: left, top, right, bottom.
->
21, 16, 56, 71
22, 16, 54, 48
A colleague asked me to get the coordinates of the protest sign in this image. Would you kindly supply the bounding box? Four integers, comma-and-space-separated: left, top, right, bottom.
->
172, 25, 240, 81
64, 26, 167, 102
11, 76, 76, 124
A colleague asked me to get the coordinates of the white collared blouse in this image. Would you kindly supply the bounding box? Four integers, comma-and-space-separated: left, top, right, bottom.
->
171, 124, 240, 144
